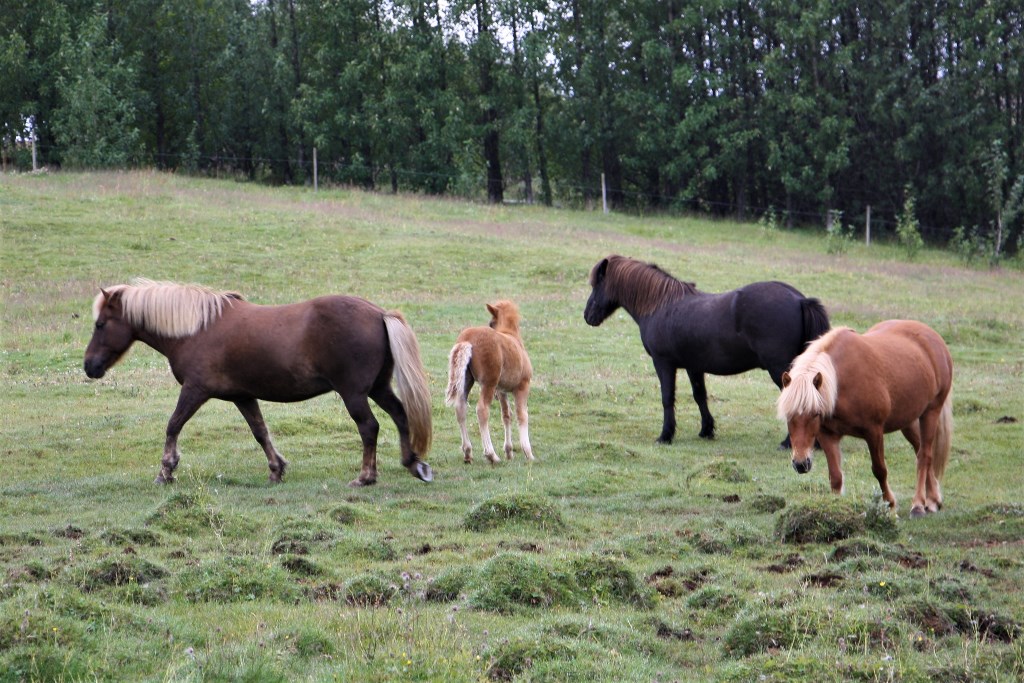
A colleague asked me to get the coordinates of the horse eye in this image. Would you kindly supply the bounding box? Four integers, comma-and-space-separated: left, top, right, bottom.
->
95, 320, 105, 330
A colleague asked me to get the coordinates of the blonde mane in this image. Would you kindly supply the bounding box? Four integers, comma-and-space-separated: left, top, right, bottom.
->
776, 327, 846, 420
93, 278, 241, 338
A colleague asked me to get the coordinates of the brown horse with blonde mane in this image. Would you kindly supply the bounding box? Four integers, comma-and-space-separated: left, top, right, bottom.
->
83, 279, 433, 486
445, 301, 535, 464
777, 320, 953, 517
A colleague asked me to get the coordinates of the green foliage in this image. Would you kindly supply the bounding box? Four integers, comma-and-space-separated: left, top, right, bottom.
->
825, 211, 854, 255
51, 12, 142, 168
897, 190, 925, 260
4, 1, 1022, 243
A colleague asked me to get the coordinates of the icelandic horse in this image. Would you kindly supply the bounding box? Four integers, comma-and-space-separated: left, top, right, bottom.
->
445, 301, 535, 464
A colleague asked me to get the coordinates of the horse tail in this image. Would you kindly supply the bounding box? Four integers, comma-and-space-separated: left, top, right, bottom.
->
445, 341, 473, 406
932, 390, 953, 482
383, 313, 432, 456
800, 297, 831, 346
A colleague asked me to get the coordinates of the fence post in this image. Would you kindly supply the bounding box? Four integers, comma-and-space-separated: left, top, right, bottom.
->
865, 204, 871, 246
601, 173, 608, 214
32, 135, 38, 172
313, 147, 318, 192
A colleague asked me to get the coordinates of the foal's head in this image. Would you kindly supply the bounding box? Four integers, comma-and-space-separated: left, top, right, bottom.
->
486, 300, 522, 337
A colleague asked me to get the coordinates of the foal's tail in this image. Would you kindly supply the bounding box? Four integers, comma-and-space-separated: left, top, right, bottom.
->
800, 297, 831, 346
932, 391, 953, 482
383, 313, 432, 456
445, 341, 473, 406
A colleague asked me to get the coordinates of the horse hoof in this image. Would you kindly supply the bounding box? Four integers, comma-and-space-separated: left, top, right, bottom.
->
909, 505, 926, 518
414, 461, 433, 483
154, 474, 174, 484
348, 477, 376, 488
655, 437, 672, 445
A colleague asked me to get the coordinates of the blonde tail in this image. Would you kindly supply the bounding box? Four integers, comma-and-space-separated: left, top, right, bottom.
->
445, 342, 473, 406
383, 313, 432, 456
932, 390, 953, 482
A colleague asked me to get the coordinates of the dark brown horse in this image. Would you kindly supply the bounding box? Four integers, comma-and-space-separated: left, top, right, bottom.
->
83, 279, 433, 486
584, 255, 830, 445
777, 320, 953, 517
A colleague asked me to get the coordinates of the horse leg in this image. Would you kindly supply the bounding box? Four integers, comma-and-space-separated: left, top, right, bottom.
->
651, 360, 677, 443
498, 391, 514, 460
476, 383, 501, 464
865, 430, 897, 511
339, 392, 380, 487
908, 410, 942, 516
369, 383, 432, 482
455, 391, 474, 463
685, 368, 715, 440
513, 385, 535, 461
819, 432, 845, 494
158, 387, 208, 484
234, 398, 288, 482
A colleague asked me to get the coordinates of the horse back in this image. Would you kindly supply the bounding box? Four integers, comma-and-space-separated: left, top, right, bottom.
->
458, 325, 532, 390
183, 295, 389, 401
834, 321, 952, 430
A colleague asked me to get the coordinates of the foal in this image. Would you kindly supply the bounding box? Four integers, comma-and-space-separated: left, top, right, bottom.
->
445, 301, 535, 464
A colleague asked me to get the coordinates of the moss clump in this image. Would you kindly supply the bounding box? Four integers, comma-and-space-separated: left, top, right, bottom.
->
180, 556, 298, 603
77, 556, 168, 590
570, 554, 655, 609
749, 494, 786, 514
486, 637, 574, 682
776, 497, 880, 544
424, 566, 473, 602
469, 553, 577, 613
722, 606, 812, 657
343, 574, 397, 606
100, 527, 160, 546
464, 494, 565, 532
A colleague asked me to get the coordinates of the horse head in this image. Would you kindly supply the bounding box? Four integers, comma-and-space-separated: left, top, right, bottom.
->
780, 370, 824, 474
486, 300, 522, 336
83, 287, 136, 379
584, 257, 619, 326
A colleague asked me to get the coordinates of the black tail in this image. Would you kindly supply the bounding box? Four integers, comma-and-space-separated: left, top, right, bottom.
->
800, 298, 830, 346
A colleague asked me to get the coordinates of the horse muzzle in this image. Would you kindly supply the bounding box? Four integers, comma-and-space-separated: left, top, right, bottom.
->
83, 358, 107, 379
792, 456, 812, 474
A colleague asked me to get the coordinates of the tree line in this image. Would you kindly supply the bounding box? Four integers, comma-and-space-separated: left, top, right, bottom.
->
2, 0, 1022, 251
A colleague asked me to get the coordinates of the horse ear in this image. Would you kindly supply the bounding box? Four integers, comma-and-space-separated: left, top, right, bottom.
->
812, 372, 823, 390
593, 257, 609, 284
781, 371, 791, 388
486, 303, 498, 317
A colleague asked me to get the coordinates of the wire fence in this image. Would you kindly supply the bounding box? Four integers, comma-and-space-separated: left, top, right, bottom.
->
5, 140, 948, 242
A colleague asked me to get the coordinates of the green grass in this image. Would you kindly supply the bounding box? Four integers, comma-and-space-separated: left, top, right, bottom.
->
2, 170, 1023, 681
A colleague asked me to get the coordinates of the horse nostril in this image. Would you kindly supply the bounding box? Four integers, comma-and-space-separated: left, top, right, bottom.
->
792, 457, 812, 474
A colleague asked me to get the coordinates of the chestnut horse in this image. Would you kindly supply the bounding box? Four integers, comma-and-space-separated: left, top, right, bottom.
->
777, 320, 953, 517
445, 301, 535, 464
584, 255, 830, 445
83, 279, 433, 487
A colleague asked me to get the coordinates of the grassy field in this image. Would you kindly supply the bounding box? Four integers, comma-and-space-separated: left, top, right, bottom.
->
1, 171, 1022, 682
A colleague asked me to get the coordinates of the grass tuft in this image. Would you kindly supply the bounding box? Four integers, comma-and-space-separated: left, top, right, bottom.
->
464, 493, 565, 532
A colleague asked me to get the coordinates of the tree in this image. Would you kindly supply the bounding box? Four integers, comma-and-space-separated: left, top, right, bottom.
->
51, 11, 143, 168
